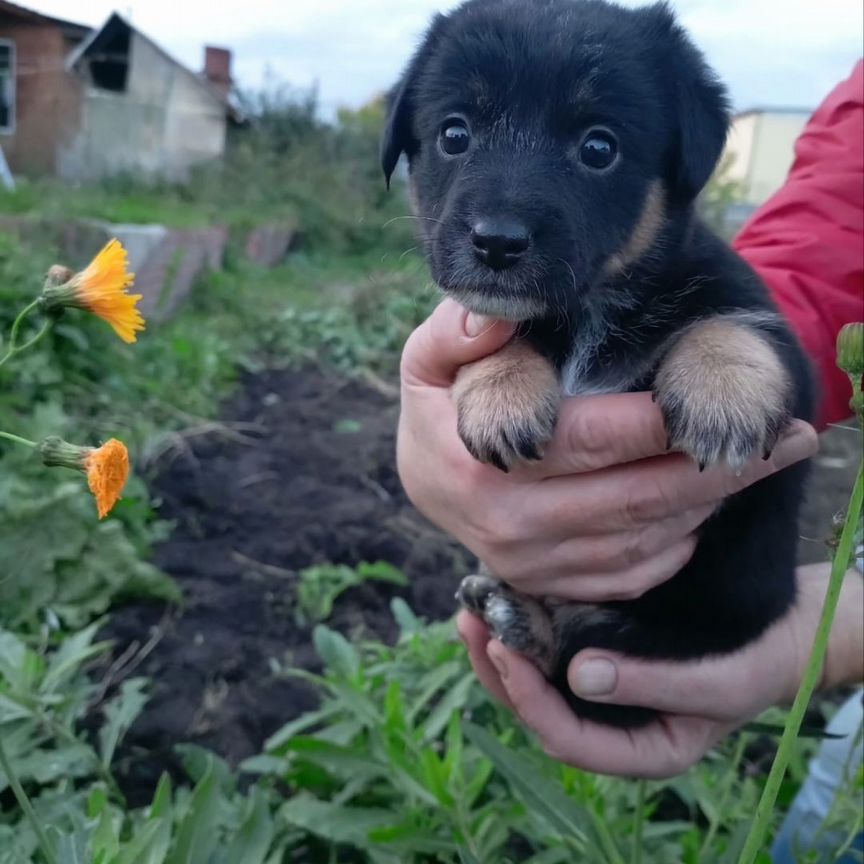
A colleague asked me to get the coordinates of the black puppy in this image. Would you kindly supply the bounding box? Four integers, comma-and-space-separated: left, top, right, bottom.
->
382, 0, 814, 727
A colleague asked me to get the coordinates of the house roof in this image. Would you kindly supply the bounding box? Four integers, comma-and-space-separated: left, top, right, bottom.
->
67, 12, 234, 115
0, 0, 90, 39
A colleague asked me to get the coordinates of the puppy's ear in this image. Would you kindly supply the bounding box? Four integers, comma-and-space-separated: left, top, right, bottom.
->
643, 3, 730, 202
381, 13, 447, 188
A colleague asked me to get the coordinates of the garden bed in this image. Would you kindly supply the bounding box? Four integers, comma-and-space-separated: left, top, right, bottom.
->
99, 367, 473, 803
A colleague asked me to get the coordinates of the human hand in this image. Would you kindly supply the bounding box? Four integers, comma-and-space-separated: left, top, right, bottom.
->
399, 299, 818, 601
457, 564, 864, 778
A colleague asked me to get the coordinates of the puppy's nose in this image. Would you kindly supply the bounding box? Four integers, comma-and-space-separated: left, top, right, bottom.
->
470, 217, 531, 270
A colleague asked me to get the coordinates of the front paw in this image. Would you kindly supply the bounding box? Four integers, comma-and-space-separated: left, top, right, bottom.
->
453, 343, 559, 471
456, 382, 557, 471
653, 317, 792, 469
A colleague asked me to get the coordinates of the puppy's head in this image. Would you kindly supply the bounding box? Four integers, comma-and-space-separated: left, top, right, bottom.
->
382, 0, 729, 321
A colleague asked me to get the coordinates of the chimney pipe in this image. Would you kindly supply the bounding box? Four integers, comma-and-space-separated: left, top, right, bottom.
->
203, 46, 232, 99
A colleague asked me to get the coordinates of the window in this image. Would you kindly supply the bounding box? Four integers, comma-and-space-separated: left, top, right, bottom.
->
87, 26, 130, 92
0, 39, 15, 134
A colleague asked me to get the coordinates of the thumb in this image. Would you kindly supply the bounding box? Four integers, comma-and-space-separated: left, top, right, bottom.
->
566, 650, 749, 719
401, 298, 515, 389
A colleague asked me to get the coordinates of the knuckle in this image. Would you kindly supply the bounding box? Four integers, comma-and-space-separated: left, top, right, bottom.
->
620, 526, 655, 569
621, 477, 673, 526
566, 407, 617, 471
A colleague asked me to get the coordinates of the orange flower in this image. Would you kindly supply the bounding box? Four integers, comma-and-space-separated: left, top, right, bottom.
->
40, 239, 145, 344
39, 436, 131, 519
83, 439, 130, 518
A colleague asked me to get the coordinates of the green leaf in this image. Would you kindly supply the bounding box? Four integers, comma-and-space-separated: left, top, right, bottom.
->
112, 821, 169, 864
57, 831, 88, 864
279, 793, 395, 847
149, 773, 173, 820
166, 760, 222, 864
175, 744, 234, 793
99, 678, 149, 768
405, 661, 463, 725
90, 801, 120, 864
356, 561, 407, 586
422, 673, 475, 742
313, 626, 360, 681
41, 622, 106, 693
282, 737, 383, 780
0, 629, 28, 684
464, 723, 590, 849
264, 705, 338, 753
222, 787, 274, 864
390, 598, 422, 635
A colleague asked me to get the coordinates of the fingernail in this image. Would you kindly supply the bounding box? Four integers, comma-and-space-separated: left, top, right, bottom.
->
571, 658, 617, 698
465, 312, 493, 338
487, 643, 509, 682
772, 423, 817, 470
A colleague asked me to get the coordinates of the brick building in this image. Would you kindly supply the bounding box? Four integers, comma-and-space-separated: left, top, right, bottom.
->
0, 1, 234, 180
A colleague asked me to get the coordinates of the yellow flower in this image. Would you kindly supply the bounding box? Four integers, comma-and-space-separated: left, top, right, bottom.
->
40, 239, 145, 344
39, 436, 131, 519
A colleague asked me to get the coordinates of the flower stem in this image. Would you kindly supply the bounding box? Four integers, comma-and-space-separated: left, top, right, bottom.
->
0, 736, 58, 864
0, 430, 37, 448
737, 460, 864, 864
14, 319, 52, 354
0, 299, 48, 369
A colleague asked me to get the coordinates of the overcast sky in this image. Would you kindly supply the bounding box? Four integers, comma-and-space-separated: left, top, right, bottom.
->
33, 0, 864, 116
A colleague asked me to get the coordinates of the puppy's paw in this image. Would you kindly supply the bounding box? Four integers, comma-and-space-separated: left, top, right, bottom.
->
456, 574, 555, 675
453, 341, 559, 471
653, 316, 792, 470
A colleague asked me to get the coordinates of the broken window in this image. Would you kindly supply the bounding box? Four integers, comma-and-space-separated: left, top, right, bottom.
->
87, 25, 130, 92
0, 39, 15, 134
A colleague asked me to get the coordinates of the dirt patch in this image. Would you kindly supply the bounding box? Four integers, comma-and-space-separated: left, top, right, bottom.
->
100, 367, 473, 803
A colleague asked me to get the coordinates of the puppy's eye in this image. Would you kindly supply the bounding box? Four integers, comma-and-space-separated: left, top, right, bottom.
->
579, 130, 618, 170
440, 121, 471, 156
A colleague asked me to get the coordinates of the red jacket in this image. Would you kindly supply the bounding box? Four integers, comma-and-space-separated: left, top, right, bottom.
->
733, 60, 864, 428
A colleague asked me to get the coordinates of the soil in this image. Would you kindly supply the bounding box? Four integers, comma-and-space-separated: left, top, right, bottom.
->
97, 366, 861, 805
99, 367, 474, 804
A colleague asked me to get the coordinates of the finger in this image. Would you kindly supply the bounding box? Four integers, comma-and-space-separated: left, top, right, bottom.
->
400, 298, 515, 390
521, 536, 698, 601
513, 392, 670, 479
567, 650, 753, 719
456, 611, 514, 709
508, 502, 712, 586
488, 640, 720, 778
528, 421, 817, 534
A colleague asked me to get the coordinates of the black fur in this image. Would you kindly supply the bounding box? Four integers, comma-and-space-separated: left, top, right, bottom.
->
384, 0, 814, 727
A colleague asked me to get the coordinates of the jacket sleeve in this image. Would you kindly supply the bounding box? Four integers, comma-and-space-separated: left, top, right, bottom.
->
732, 60, 863, 428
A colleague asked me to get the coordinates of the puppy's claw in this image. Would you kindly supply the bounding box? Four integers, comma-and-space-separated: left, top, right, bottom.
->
489, 451, 509, 473
698, 461, 706, 472
516, 436, 542, 462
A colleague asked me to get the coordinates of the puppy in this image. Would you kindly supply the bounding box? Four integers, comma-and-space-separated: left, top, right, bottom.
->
382, 0, 814, 727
